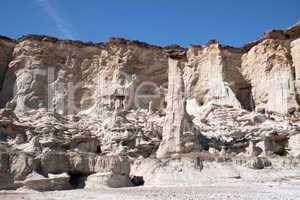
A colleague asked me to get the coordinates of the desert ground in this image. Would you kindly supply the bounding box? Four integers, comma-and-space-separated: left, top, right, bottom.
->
1, 180, 300, 200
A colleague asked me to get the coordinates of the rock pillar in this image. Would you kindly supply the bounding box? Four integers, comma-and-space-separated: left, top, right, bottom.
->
156, 46, 192, 158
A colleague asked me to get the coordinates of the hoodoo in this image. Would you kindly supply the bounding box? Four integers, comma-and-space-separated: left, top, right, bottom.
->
0, 21, 300, 190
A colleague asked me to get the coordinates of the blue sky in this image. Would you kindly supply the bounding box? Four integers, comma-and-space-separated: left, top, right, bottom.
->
1, 0, 299, 47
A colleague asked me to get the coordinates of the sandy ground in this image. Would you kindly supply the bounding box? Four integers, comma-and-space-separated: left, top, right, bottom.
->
1, 166, 300, 200
1, 181, 300, 200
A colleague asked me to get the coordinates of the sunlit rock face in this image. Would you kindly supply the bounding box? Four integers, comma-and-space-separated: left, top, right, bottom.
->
7, 36, 168, 116
1, 21, 300, 117
241, 39, 298, 114
156, 46, 198, 159
0, 21, 300, 190
186, 42, 251, 110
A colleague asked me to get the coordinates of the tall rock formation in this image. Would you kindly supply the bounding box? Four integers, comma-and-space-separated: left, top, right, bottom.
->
0, 21, 300, 189
186, 42, 251, 110
156, 46, 195, 158
241, 39, 298, 114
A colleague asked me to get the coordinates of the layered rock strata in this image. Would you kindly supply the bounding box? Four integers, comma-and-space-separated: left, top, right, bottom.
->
0, 21, 300, 189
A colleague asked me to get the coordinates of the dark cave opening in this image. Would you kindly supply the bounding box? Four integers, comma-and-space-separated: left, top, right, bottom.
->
275, 150, 288, 157
96, 145, 102, 154
68, 172, 88, 189
130, 176, 145, 186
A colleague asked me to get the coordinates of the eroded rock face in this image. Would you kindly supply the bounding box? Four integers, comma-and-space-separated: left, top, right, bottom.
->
157, 46, 200, 159
9, 37, 168, 115
22, 172, 72, 191
85, 172, 132, 189
186, 43, 249, 109
0, 21, 300, 190
291, 39, 300, 80
241, 39, 298, 114
156, 55, 188, 158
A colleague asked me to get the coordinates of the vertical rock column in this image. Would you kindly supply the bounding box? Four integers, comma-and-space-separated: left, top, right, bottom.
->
156, 46, 188, 159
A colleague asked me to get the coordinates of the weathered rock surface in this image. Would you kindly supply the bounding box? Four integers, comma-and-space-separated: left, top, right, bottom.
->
289, 134, 300, 158
22, 172, 72, 191
85, 172, 132, 189
187, 43, 249, 109
241, 39, 298, 114
291, 39, 300, 81
0, 21, 300, 190
8, 36, 167, 116
130, 156, 205, 186
157, 46, 198, 158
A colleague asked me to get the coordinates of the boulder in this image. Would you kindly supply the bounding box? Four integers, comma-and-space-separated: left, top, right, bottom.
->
94, 155, 130, 175
23, 172, 72, 191
85, 155, 132, 188
85, 172, 132, 189
130, 156, 205, 186
245, 157, 272, 169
